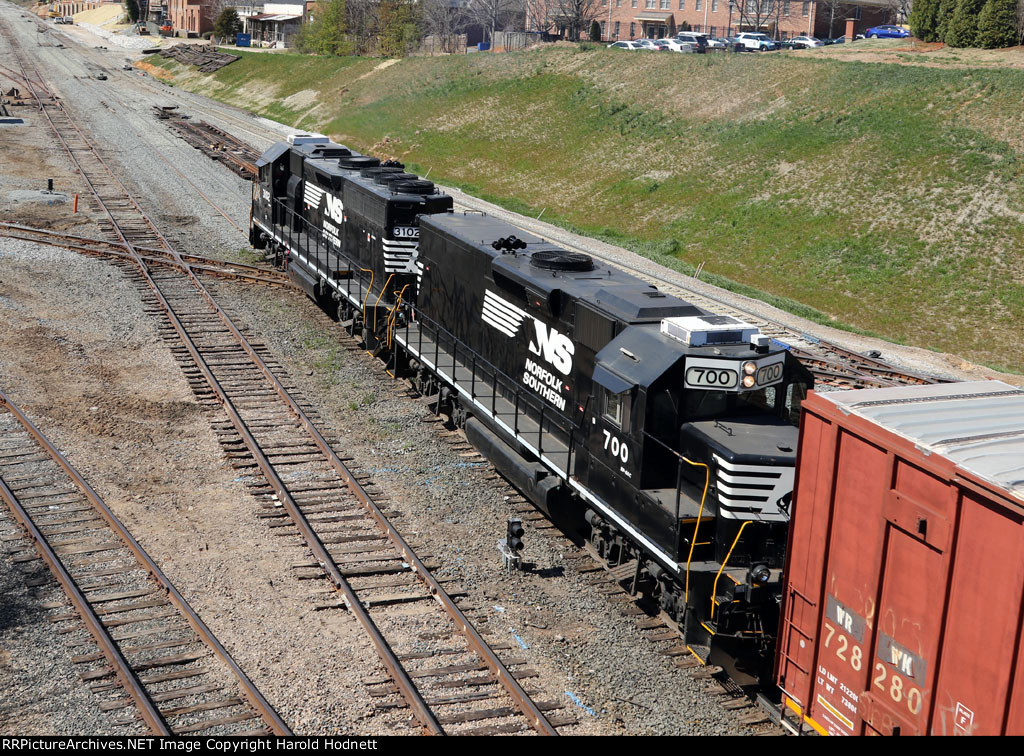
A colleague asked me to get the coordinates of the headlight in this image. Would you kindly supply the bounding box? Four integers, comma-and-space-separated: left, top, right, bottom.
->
750, 564, 771, 584
742, 375, 756, 388
742, 361, 757, 375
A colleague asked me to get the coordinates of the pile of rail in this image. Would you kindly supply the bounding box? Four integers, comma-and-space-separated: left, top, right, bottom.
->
6, 19, 564, 735
158, 45, 239, 73
153, 106, 258, 180
0, 391, 289, 735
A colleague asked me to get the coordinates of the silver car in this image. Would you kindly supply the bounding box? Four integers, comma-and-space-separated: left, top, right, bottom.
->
656, 38, 696, 52
607, 40, 644, 50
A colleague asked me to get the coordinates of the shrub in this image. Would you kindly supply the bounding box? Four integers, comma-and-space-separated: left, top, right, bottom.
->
975, 0, 1018, 47
589, 19, 602, 42
909, 0, 941, 40
946, 0, 985, 47
213, 8, 242, 41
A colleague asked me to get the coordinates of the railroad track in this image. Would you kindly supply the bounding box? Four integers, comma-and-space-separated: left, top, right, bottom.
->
0, 390, 290, 735
6, 19, 566, 736
0, 222, 291, 288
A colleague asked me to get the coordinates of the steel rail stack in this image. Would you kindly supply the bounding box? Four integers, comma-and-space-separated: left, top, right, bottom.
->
157, 109, 260, 181
5, 20, 564, 736
0, 390, 290, 735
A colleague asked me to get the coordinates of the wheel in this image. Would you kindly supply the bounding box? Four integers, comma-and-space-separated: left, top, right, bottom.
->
870, 33, 878, 38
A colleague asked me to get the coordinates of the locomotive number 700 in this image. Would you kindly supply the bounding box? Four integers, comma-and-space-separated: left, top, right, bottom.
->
602, 430, 629, 464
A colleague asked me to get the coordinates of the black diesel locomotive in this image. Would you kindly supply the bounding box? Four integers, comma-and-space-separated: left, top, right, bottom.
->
250, 134, 814, 678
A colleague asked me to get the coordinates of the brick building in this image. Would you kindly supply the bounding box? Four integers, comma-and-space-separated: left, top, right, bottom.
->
168, 0, 215, 35
580, 0, 893, 41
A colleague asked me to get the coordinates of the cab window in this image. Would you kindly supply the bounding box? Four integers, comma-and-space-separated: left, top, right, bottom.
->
602, 389, 631, 430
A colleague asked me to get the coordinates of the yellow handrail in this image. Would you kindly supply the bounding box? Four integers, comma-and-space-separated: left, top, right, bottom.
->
372, 274, 395, 335
683, 457, 710, 606
359, 267, 374, 329
710, 520, 751, 620
386, 285, 410, 348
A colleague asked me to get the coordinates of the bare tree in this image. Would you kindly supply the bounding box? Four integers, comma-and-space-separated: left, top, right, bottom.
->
522, 0, 556, 33
549, 0, 601, 39
737, 0, 779, 33
1017, 0, 1024, 43
422, 0, 468, 51
884, 0, 913, 23
346, 0, 380, 53
466, 0, 521, 42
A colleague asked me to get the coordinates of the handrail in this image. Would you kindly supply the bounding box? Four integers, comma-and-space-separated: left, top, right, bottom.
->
710, 520, 751, 620
683, 457, 711, 605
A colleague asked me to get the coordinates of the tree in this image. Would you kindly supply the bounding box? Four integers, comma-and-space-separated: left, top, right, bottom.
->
466, 0, 520, 43
736, 0, 780, 36
378, 0, 422, 55
422, 0, 468, 52
818, 0, 850, 38
884, 0, 914, 24
126, 0, 140, 23
935, 0, 958, 39
1018, 0, 1024, 43
975, 0, 1017, 46
909, 0, 942, 40
523, 0, 555, 32
945, 0, 984, 46
297, 0, 355, 54
589, 18, 601, 40
550, 0, 601, 40
214, 8, 243, 40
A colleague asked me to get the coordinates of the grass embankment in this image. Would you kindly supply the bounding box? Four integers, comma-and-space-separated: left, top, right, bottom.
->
146, 45, 1024, 372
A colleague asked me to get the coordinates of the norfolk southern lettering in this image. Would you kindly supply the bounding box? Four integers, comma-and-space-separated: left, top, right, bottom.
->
523, 357, 568, 411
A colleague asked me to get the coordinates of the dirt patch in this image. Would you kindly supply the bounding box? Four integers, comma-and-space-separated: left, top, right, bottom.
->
133, 60, 175, 82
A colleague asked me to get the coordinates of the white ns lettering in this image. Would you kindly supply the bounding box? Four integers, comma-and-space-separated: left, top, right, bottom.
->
324, 194, 344, 224
528, 320, 574, 376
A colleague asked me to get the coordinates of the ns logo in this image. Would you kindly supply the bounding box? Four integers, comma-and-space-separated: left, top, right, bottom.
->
528, 320, 574, 376
323, 194, 344, 224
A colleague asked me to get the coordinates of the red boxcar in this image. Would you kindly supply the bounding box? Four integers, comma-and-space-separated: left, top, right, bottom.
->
775, 380, 1024, 736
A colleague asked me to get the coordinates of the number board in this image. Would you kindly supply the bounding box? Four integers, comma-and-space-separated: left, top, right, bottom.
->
684, 356, 786, 392
684, 358, 738, 390
392, 226, 419, 239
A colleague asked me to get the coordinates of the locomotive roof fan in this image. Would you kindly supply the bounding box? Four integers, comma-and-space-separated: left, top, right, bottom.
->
529, 249, 595, 272
337, 155, 380, 170
391, 180, 437, 196
360, 165, 405, 179
374, 172, 418, 186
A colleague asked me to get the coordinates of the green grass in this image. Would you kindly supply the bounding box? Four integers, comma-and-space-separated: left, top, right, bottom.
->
149, 47, 1024, 372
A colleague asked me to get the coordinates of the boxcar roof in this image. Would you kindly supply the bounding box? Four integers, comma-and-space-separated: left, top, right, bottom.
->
819, 381, 1024, 501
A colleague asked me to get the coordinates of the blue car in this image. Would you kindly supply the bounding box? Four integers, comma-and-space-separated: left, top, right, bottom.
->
865, 25, 910, 39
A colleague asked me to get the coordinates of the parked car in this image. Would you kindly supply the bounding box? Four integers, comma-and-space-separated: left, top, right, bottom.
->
607, 40, 644, 50
675, 32, 708, 53
734, 32, 778, 51
656, 38, 696, 52
865, 24, 910, 38
705, 36, 729, 50
636, 38, 669, 50
786, 35, 824, 48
